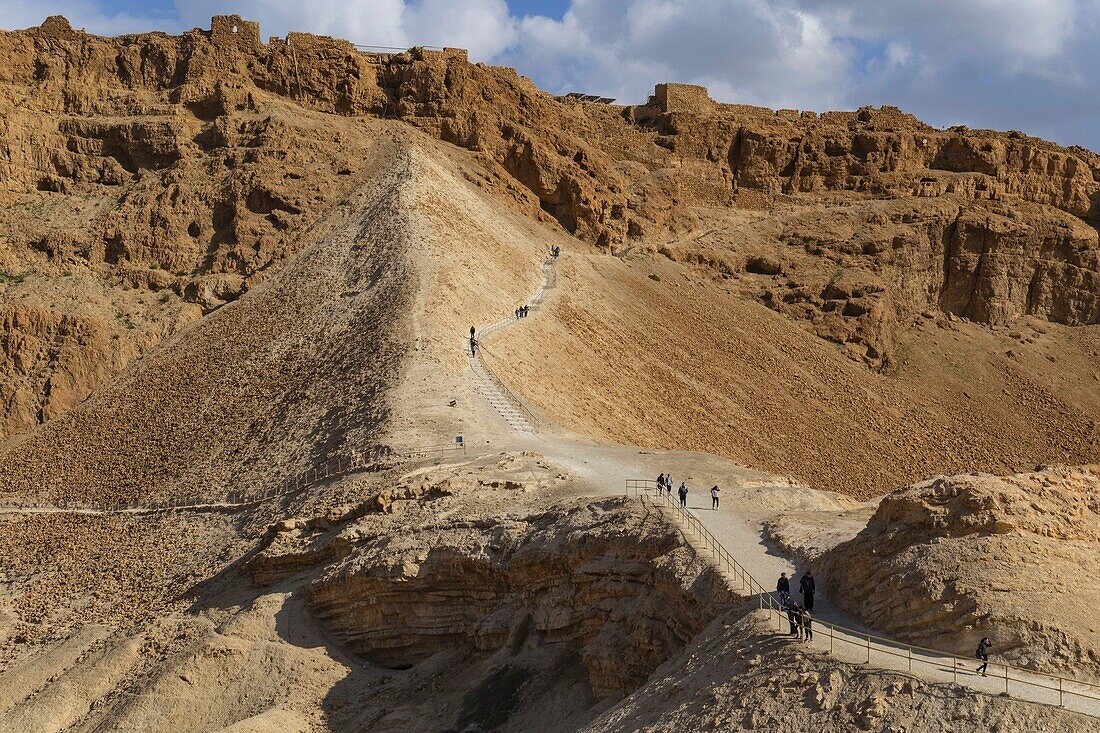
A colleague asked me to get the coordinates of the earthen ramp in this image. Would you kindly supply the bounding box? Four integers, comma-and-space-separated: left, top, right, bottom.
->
0, 130, 415, 507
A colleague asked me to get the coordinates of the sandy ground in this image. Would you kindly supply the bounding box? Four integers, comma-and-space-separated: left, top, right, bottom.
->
485, 250, 1100, 498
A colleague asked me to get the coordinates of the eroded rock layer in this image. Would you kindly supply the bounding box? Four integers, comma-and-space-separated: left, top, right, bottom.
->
251, 492, 732, 699
818, 465, 1100, 673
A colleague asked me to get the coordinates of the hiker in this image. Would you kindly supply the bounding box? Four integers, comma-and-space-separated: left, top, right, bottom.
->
784, 595, 799, 637
522, 305, 529, 317
791, 604, 805, 640
678, 482, 688, 507
470, 325, 476, 339
976, 637, 992, 676
802, 607, 813, 642
469, 335, 478, 357
710, 485, 720, 510
666, 474, 673, 496
777, 572, 790, 605
799, 570, 816, 611
656, 473, 666, 496
514, 307, 520, 319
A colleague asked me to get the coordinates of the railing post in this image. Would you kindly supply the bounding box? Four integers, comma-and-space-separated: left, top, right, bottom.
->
953, 659, 957, 684
866, 635, 871, 664
908, 647, 912, 673
1005, 665, 1009, 696
1058, 677, 1063, 706
829, 625, 834, 655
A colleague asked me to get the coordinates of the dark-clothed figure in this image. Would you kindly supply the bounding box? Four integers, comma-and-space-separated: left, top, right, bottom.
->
777, 573, 790, 605
678, 482, 688, 507
710, 485, 720, 509
976, 637, 992, 676
799, 571, 816, 611
802, 608, 813, 642
784, 596, 799, 637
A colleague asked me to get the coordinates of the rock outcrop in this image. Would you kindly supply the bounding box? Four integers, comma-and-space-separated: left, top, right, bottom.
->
817, 465, 1100, 673
251, 493, 733, 699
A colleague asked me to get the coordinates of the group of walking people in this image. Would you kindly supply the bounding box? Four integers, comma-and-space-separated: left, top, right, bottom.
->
777, 571, 816, 641
514, 305, 530, 319
776, 570, 995, 677
656, 473, 721, 509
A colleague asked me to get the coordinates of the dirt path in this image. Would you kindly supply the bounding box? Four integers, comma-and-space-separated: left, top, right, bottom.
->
468, 250, 1100, 719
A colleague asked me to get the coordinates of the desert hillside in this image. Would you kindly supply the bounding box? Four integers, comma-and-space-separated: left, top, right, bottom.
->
0, 14, 1098, 733
1, 15, 1097, 495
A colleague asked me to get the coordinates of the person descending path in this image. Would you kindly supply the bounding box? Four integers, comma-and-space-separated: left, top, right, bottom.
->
710, 485, 721, 510
656, 473, 666, 496
801, 607, 813, 642
678, 482, 688, 507
666, 474, 673, 496
799, 570, 816, 611
976, 637, 992, 676
777, 572, 790, 605
469, 326, 478, 357
783, 594, 799, 637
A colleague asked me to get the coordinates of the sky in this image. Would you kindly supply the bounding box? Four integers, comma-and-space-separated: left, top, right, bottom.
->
2, 0, 1099, 152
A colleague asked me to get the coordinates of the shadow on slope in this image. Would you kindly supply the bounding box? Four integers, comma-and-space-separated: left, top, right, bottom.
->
0, 132, 416, 506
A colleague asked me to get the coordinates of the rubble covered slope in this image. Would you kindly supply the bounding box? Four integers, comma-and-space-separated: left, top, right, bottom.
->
5, 15, 1096, 495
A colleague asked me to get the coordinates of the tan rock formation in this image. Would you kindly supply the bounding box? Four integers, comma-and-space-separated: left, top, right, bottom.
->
249, 484, 733, 698
818, 465, 1100, 673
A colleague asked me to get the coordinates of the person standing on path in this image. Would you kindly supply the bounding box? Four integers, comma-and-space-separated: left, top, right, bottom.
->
469, 334, 478, 357
783, 595, 798, 637
976, 637, 992, 676
656, 473, 666, 497
678, 482, 688, 507
799, 570, 816, 611
666, 474, 673, 497
777, 572, 790, 605
802, 607, 813, 642
710, 485, 720, 510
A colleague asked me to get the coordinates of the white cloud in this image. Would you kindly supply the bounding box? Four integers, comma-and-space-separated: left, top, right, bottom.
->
499, 0, 855, 109
173, 0, 514, 59
0, 0, 167, 34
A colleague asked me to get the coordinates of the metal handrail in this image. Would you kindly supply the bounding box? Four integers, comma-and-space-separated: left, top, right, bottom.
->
626, 479, 1100, 712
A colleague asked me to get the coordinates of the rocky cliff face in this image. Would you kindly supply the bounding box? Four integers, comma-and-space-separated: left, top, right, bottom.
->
0, 14, 1097, 434
817, 465, 1100, 673
247, 472, 733, 700
0, 16, 390, 437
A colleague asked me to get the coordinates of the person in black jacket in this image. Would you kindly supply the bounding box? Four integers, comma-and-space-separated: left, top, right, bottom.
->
976, 637, 992, 676
799, 571, 816, 611
784, 596, 799, 637
777, 572, 790, 604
